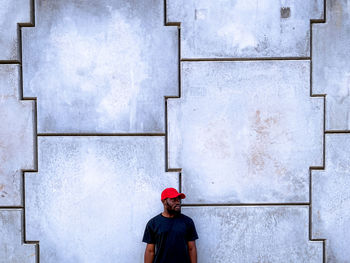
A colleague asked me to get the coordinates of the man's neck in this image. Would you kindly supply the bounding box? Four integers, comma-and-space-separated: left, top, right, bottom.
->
162, 211, 179, 218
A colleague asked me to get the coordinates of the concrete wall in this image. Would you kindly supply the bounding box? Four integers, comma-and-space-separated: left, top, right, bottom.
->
1, 0, 350, 262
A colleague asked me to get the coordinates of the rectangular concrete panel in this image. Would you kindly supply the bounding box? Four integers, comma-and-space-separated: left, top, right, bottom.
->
183, 206, 323, 262
167, 0, 323, 58
168, 61, 323, 203
312, 134, 350, 262
25, 136, 179, 262
312, 0, 350, 130
0, 0, 31, 60
0, 65, 35, 206
0, 209, 36, 263
22, 0, 178, 133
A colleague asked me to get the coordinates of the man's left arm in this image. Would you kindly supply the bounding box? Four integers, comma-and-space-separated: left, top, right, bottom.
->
188, 241, 197, 263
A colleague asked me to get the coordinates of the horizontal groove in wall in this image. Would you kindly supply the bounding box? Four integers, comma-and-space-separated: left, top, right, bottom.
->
325, 130, 350, 134
0, 60, 20, 64
37, 133, 166, 137
18, 23, 34, 27
181, 57, 311, 62
25, 240, 39, 244
310, 166, 325, 170
310, 94, 326, 97
182, 203, 310, 207
311, 19, 326, 24
167, 168, 182, 172
22, 169, 37, 173
165, 22, 180, 26
0, 206, 24, 209
21, 97, 37, 101
310, 238, 327, 242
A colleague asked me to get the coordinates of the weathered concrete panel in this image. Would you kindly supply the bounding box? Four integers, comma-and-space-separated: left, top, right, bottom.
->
313, 0, 350, 130
25, 137, 178, 262
0, 209, 36, 263
22, 0, 178, 133
168, 61, 323, 203
183, 206, 322, 262
312, 134, 350, 262
167, 0, 323, 58
0, 65, 34, 206
0, 0, 31, 60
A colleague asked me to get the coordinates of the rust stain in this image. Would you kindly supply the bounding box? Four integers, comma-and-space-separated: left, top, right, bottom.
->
251, 151, 265, 171
248, 110, 282, 173
204, 120, 231, 159
254, 110, 278, 136
1, 186, 7, 198
274, 161, 287, 176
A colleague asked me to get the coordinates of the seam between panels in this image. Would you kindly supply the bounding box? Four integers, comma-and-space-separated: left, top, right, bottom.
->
17, 0, 40, 262
164, 0, 182, 196
309, 0, 327, 262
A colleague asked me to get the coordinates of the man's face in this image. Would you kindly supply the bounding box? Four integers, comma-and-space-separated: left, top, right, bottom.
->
164, 196, 181, 214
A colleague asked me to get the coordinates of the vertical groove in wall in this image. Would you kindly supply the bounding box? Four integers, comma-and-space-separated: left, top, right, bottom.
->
21, 171, 39, 263
177, 26, 182, 192
179, 172, 182, 193
16, 0, 39, 262
177, 27, 181, 99
0, 0, 39, 259
164, 99, 168, 172
309, 1, 327, 262
164, 0, 182, 193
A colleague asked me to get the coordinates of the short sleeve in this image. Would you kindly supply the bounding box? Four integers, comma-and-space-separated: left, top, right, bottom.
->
186, 218, 198, 241
142, 221, 156, 244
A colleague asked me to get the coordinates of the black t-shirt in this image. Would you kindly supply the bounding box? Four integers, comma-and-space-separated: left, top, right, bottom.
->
142, 213, 198, 263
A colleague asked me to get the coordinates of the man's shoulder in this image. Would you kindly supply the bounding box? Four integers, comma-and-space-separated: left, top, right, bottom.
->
179, 213, 195, 223
146, 213, 162, 225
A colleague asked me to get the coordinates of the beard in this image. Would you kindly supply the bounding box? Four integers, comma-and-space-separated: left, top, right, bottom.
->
166, 200, 181, 215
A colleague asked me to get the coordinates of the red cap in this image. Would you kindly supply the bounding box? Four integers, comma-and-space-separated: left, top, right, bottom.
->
161, 188, 186, 200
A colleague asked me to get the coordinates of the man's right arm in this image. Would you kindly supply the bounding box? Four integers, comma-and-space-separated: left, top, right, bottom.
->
144, 243, 155, 263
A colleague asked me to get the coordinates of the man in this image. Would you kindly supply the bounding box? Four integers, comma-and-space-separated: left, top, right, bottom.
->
143, 188, 198, 263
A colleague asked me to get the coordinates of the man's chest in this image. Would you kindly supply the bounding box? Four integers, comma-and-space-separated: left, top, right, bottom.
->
154, 220, 188, 238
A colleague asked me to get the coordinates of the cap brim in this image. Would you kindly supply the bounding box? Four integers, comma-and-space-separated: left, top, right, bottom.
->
178, 193, 186, 199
